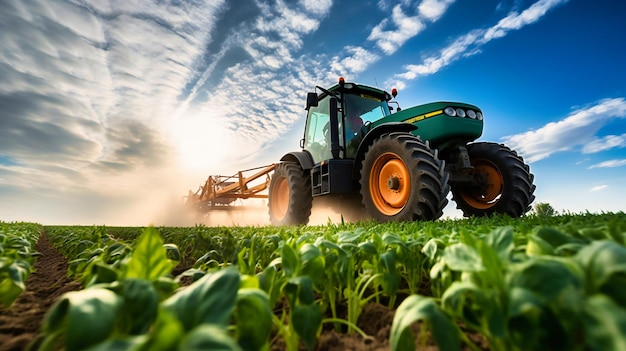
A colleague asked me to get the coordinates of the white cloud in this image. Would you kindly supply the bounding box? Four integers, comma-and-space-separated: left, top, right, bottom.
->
392, 0, 569, 83
368, 5, 426, 55
582, 133, 626, 154
0, 0, 228, 208
589, 185, 608, 191
173, 1, 335, 172
588, 159, 626, 169
397, 30, 480, 80
418, 0, 456, 21
329, 46, 381, 78
501, 98, 626, 163
299, 0, 332, 16
368, 0, 456, 56
482, 0, 568, 42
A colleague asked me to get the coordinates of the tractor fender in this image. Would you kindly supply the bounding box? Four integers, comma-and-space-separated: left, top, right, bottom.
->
352, 122, 418, 178
280, 151, 315, 170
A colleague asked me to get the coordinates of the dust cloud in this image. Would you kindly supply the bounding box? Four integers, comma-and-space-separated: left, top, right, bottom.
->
149, 196, 367, 227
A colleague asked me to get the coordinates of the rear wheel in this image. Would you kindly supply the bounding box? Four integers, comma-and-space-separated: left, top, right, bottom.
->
360, 132, 449, 222
452, 142, 535, 217
268, 162, 312, 225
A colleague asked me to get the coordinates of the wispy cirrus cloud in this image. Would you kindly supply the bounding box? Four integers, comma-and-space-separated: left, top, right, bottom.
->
369, 0, 455, 55
329, 0, 457, 89
391, 0, 569, 88
589, 184, 609, 191
583, 133, 626, 154
588, 159, 626, 169
0, 0, 230, 223
501, 98, 626, 163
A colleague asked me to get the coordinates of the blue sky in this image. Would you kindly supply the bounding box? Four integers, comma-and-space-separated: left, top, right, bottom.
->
1, 0, 624, 225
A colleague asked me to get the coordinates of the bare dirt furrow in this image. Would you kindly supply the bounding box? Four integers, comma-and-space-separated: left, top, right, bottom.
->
0, 233, 81, 351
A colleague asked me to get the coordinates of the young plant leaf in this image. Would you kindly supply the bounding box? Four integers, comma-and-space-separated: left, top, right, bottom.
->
162, 267, 240, 331
42, 288, 122, 351
391, 294, 460, 351
444, 243, 483, 272
583, 295, 626, 351
181, 324, 243, 351
235, 288, 272, 351
125, 227, 173, 281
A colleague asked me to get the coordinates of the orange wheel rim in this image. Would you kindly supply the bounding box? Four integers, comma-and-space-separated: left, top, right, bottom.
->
369, 153, 411, 216
460, 160, 503, 209
271, 177, 289, 220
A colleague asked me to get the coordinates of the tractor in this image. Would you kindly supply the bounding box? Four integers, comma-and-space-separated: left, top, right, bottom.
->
267, 77, 535, 225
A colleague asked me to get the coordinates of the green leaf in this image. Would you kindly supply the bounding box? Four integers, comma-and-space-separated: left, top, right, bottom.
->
300, 244, 325, 286
583, 295, 626, 351
84, 336, 147, 351
485, 227, 514, 262
379, 250, 399, 296
86, 262, 118, 287
125, 227, 173, 281
284, 276, 315, 306
163, 243, 181, 262
0, 266, 25, 307
119, 279, 159, 334
444, 243, 483, 272
292, 303, 322, 351
525, 235, 554, 256
391, 294, 460, 351
235, 289, 272, 351
358, 241, 378, 255
181, 324, 243, 351
162, 267, 240, 331
508, 258, 581, 302
576, 240, 626, 297
422, 238, 442, 261
336, 230, 364, 243
42, 288, 122, 350
506, 287, 546, 348
441, 281, 485, 329
140, 309, 185, 351
281, 243, 300, 278
535, 227, 584, 248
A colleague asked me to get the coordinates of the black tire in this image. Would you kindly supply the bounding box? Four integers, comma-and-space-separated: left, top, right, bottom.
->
451, 142, 536, 217
360, 132, 449, 222
268, 162, 312, 225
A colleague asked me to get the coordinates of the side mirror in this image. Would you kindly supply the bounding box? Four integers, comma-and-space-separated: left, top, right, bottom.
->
305, 92, 318, 110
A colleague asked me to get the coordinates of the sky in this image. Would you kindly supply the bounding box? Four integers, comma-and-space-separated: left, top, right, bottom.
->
1, 0, 625, 225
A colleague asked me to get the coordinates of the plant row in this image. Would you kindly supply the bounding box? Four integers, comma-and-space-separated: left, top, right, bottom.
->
0, 221, 41, 307
35, 212, 626, 350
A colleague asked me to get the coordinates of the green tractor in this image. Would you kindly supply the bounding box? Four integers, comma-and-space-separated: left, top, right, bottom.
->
268, 78, 535, 225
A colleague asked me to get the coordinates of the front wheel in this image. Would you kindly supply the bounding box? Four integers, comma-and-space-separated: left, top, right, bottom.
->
451, 142, 536, 217
360, 132, 449, 222
268, 162, 312, 225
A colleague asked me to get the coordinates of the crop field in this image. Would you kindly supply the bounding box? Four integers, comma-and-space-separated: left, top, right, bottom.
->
1, 212, 626, 351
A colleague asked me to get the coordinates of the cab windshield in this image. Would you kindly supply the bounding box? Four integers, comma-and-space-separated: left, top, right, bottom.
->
303, 91, 391, 163
342, 93, 390, 158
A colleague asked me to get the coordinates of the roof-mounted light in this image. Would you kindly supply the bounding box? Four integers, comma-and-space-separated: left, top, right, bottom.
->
391, 88, 398, 98
338, 77, 345, 87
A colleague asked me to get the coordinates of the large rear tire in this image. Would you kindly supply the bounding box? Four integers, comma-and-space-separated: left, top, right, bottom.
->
268, 162, 312, 225
452, 142, 535, 217
360, 132, 449, 222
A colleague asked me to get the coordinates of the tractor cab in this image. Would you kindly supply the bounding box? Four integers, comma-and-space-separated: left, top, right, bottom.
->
302, 78, 394, 163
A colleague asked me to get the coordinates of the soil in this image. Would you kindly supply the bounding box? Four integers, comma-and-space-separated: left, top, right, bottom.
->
0, 234, 81, 351
0, 234, 487, 351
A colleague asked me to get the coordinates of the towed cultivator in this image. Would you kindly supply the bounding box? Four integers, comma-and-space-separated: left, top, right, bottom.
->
184, 164, 276, 213
186, 78, 535, 224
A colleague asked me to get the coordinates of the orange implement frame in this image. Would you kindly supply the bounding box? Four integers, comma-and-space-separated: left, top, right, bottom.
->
184, 164, 276, 212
